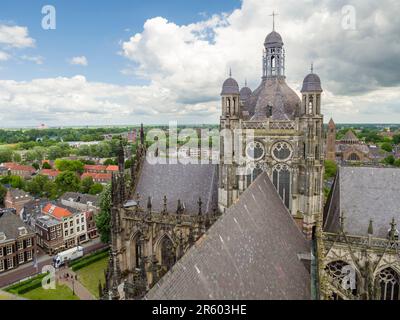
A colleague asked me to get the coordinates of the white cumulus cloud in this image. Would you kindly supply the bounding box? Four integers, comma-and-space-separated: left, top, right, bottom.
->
69, 56, 88, 66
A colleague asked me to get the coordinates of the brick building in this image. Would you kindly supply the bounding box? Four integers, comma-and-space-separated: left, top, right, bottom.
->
4, 188, 34, 215
0, 210, 36, 274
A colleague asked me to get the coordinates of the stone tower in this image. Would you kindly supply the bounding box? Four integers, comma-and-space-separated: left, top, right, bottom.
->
326, 118, 336, 161
218, 25, 325, 238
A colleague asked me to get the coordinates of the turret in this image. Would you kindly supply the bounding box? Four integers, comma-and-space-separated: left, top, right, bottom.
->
301, 64, 323, 116
221, 70, 240, 118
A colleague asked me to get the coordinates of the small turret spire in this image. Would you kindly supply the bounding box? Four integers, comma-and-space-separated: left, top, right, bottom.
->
368, 219, 373, 235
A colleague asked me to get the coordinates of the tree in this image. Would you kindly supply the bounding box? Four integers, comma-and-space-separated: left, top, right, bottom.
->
25, 174, 58, 198
381, 142, 393, 153
0, 149, 13, 163
393, 134, 400, 145
394, 159, 400, 167
324, 160, 337, 180
383, 155, 395, 165
32, 162, 40, 170
55, 159, 84, 174
96, 184, 111, 243
89, 183, 103, 195
103, 158, 116, 166
8, 176, 25, 189
42, 162, 52, 169
0, 184, 7, 205
81, 176, 94, 194
55, 171, 81, 193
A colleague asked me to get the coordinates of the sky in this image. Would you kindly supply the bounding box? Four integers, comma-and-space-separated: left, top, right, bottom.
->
0, 0, 399, 127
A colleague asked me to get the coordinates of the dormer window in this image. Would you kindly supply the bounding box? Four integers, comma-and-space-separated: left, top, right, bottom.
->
0, 232, 6, 242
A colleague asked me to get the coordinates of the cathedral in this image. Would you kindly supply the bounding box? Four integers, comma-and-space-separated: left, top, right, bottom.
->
103, 21, 400, 301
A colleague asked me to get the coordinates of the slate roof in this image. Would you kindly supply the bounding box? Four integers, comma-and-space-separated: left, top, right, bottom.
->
0, 210, 34, 243
264, 31, 283, 48
7, 188, 33, 201
221, 77, 240, 95
341, 130, 359, 142
248, 78, 301, 120
135, 161, 218, 215
60, 192, 99, 206
324, 166, 400, 238
301, 73, 322, 92
145, 172, 311, 300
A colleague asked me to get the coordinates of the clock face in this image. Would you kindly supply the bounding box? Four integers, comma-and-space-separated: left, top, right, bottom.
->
246, 141, 265, 161
271, 141, 293, 161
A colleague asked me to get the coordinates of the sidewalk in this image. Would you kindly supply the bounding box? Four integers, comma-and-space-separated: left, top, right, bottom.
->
57, 268, 95, 300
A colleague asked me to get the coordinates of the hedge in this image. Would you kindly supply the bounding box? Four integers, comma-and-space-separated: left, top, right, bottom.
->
71, 250, 109, 272
6, 272, 49, 295
69, 248, 109, 268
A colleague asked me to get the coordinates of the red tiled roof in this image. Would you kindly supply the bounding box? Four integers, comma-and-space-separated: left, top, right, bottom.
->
106, 165, 119, 172
40, 169, 61, 177
42, 203, 72, 219
2, 162, 36, 172
81, 172, 112, 181
84, 164, 107, 171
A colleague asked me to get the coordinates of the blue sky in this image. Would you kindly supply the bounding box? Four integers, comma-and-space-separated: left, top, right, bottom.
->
0, 0, 399, 127
1, 0, 241, 85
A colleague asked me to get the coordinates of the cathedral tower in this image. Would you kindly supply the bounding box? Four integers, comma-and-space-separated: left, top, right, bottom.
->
218, 22, 325, 238
326, 118, 336, 161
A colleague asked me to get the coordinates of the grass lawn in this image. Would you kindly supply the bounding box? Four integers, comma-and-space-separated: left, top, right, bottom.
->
20, 283, 79, 300
76, 256, 108, 298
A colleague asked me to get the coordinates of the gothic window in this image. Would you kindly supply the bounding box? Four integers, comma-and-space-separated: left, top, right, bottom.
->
252, 167, 262, 182
246, 141, 265, 161
325, 261, 357, 297
348, 153, 360, 161
272, 141, 292, 162
272, 164, 291, 208
377, 267, 400, 300
160, 236, 176, 271
315, 145, 319, 159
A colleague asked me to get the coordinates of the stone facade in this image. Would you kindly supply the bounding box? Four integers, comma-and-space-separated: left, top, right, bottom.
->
218, 29, 324, 239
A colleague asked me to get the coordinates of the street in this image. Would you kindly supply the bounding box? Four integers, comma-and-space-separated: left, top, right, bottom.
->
0, 240, 108, 289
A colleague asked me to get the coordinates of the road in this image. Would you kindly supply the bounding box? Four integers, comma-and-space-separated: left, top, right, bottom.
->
0, 241, 108, 289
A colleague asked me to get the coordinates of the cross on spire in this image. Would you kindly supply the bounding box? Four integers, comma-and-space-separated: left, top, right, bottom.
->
310, 63, 314, 74
270, 11, 279, 31
229, 67, 232, 77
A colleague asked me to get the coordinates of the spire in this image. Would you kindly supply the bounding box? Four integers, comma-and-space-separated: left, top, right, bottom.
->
198, 197, 202, 216
368, 219, 373, 235
339, 211, 346, 232
162, 195, 167, 215
118, 137, 125, 173
245, 79, 247, 87
310, 63, 314, 74
140, 123, 144, 145
229, 67, 232, 78
147, 196, 152, 213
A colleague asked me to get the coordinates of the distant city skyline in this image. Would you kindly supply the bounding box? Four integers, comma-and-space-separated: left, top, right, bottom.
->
0, 0, 399, 126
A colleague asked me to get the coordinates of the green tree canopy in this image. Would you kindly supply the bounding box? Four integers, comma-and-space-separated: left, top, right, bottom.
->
55, 171, 81, 193
81, 176, 94, 194
89, 183, 103, 195
96, 184, 111, 243
381, 142, 393, 153
324, 160, 337, 180
55, 159, 84, 174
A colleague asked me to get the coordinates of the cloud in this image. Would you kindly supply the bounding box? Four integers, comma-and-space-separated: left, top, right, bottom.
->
0, 24, 35, 48
0, 51, 10, 61
1, 0, 399, 126
119, 0, 400, 122
20, 55, 44, 65
69, 56, 88, 66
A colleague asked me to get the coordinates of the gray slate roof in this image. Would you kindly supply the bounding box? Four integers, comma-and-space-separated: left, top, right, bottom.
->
324, 166, 400, 238
221, 77, 239, 95
301, 73, 322, 92
0, 210, 34, 243
249, 78, 301, 120
145, 172, 311, 300
60, 192, 100, 206
135, 161, 218, 215
264, 31, 283, 48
